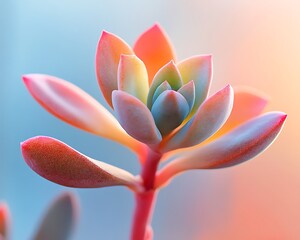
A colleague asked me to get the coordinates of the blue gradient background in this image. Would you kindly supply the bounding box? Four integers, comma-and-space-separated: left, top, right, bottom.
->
1, 1, 298, 239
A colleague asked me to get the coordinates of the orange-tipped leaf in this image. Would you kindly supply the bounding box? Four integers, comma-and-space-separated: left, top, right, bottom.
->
96, 31, 134, 107
134, 24, 176, 84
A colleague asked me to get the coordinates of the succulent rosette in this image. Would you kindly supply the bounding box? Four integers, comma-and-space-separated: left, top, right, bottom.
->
21, 24, 286, 240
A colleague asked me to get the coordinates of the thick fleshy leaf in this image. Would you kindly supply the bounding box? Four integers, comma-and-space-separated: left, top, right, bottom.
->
33, 192, 78, 240
0, 204, 9, 239
151, 90, 189, 136
96, 31, 134, 107
177, 80, 195, 110
208, 87, 269, 141
156, 112, 287, 188
147, 61, 182, 108
162, 85, 233, 151
112, 90, 162, 144
177, 55, 212, 118
152, 81, 171, 104
21, 136, 141, 190
23, 74, 141, 152
133, 24, 176, 84
118, 54, 149, 104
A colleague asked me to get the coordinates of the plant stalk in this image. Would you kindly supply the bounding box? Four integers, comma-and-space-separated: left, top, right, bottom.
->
130, 148, 161, 240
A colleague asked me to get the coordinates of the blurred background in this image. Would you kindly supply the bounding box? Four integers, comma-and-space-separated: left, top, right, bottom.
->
1, 0, 299, 239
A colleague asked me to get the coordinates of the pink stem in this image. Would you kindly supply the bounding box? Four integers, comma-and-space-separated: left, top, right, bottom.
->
131, 191, 157, 240
130, 148, 162, 240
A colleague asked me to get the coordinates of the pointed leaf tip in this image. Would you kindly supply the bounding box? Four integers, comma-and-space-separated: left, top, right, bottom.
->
151, 90, 189, 136
112, 90, 162, 144
134, 24, 176, 84
201, 111, 287, 169
215, 86, 269, 135
21, 136, 139, 189
156, 112, 287, 187
177, 55, 213, 118
163, 85, 233, 151
152, 81, 172, 104
147, 60, 182, 108
177, 80, 196, 110
33, 192, 78, 240
22, 74, 141, 152
96, 30, 134, 107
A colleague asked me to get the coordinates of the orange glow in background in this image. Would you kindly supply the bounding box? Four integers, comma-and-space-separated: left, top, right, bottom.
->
1, 1, 299, 239
187, 1, 300, 239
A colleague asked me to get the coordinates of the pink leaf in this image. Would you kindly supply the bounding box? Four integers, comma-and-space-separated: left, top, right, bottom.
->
33, 192, 78, 240
157, 112, 287, 188
152, 81, 172, 104
133, 24, 176, 85
163, 85, 233, 151
96, 31, 134, 107
23, 74, 141, 152
177, 80, 196, 110
21, 136, 141, 190
209, 86, 269, 141
147, 61, 182, 109
0, 203, 10, 239
112, 90, 162, 145
177, 55, 212, 118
